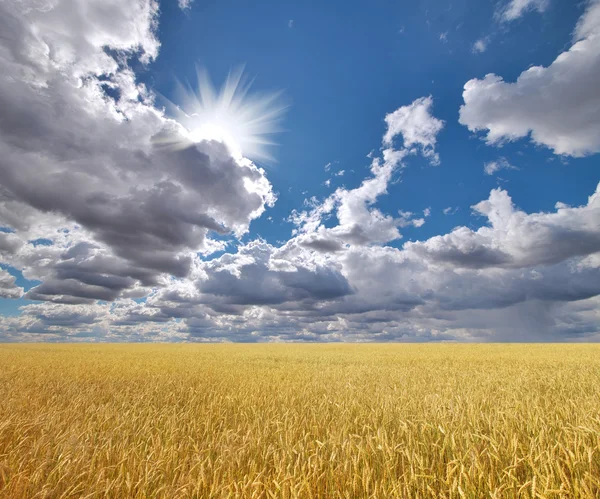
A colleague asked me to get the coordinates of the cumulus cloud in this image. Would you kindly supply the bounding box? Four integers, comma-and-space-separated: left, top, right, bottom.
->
0, 0, 274, 304
398, 211, 425, 228
225, 181, 597, 340
289, 97, 444, 251
460, 0, 600, 157
407, 184, 600, 269
195, 240, 353, 308
155, 183, 600, 341
383, 96, 445, 165
0, 268, 23, 299
3, 176, 600, 341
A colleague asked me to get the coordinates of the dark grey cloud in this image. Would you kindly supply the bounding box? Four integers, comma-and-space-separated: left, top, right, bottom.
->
197, 241, 353, 307
297, 235, 345, 253
0, 232, 22, 255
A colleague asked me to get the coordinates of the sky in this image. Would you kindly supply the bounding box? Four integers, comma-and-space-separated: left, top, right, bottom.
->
0, 0, 599, 342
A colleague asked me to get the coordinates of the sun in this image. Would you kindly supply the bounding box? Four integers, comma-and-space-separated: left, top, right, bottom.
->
163, 66, 287, 162
186, 123, 241, 157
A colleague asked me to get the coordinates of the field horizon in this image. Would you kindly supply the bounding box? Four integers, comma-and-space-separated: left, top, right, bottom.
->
2, 343, 600, 497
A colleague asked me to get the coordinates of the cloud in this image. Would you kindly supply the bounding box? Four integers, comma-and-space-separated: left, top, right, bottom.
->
0, 233, 23, 257
0, 0, 274, 303
484, 157, 518, 175
0, 300, 189, 341
398, 211, 426, 228
472, 39, 487, 53
1, 0, 599, 343
498, 0, 549, 22
2, 181, 600, 342
460, 0, 600, 157
0, 268, 23, 299
407, 184, 600, 269
291, 151, 405, 247
383, 96, 445, 165
195, 240, 353, 308
290, 97, 444, 251
166, 193, 600, 339
178, 0, 193, 9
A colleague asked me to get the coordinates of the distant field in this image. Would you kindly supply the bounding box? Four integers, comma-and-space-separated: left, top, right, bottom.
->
1, 344, 600, 498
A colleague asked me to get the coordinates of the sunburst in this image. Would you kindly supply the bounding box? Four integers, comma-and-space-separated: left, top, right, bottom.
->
161, 66, 287, 162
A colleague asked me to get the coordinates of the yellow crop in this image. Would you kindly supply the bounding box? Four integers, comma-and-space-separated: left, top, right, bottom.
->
1, 344, 599, 498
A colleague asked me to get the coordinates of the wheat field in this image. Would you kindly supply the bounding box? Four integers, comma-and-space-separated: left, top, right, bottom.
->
0, 344, 599, 498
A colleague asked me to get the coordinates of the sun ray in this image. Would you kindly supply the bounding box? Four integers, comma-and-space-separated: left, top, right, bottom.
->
158, 66, 287, 162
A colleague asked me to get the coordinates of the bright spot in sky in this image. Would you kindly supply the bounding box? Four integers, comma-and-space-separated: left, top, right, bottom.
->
166, 66, 287, 162
187, 124, 241, 157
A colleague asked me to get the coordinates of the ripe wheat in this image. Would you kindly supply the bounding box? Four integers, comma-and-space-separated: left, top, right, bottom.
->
1, 344, 599, 498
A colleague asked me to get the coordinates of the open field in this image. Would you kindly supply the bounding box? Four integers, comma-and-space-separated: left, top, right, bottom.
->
1, 344, 600, 498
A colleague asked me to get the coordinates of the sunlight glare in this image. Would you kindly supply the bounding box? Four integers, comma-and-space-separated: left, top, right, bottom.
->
165, 66, 287, 163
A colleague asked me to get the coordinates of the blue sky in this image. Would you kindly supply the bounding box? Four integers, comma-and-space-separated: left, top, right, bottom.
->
0, 0, 599, 341
148, 0, 596, 241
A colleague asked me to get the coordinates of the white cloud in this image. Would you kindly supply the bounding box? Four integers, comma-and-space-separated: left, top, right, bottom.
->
498, 0, 549, 22
398, 211, 425, 228
472, 39, 487, 53
460, 0, 600, 157
439, 32, 448, 43
484, 157, 518, 175
288, 20, 294, 28
383, 96, 445, 165
178, 0, 193, 9
292, 149, 409, 247
408, 184, 600, 269
290, 97, 444, 249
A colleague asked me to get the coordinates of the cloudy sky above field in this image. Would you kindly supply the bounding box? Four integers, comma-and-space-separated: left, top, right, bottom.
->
0, 0, 599, 342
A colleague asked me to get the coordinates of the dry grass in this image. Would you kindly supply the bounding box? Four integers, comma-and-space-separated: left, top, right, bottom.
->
1, 344, 600, 498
